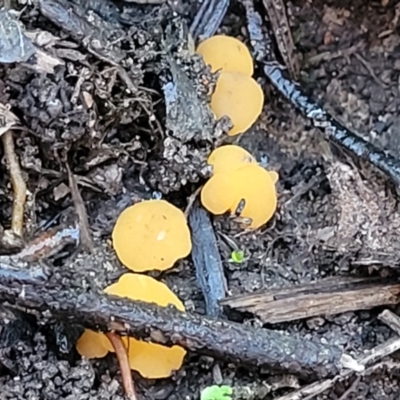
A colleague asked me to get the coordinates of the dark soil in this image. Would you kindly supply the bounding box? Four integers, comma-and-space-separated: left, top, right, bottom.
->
1, 0, 400, 399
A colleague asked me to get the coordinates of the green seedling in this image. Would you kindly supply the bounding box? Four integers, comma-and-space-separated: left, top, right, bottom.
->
201, 385, 233, 400
229, 249, 245, 264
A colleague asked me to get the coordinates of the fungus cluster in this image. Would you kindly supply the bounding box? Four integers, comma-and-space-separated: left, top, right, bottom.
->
201, 145, 278, 229
76, 200, 191, 379
75, 35, 279, 386
196, 35, 264, 136
77, 273, 187, 379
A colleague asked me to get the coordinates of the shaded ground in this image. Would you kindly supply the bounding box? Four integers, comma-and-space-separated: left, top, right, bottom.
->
1, 0, 400, 399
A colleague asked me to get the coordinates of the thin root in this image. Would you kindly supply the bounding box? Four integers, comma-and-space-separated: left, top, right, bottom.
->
106, 332, 138, 400
2, 130, 26, 238
184, 186, 202, 218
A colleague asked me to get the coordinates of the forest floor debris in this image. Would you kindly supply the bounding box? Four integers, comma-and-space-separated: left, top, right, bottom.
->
1, 0, 400, 399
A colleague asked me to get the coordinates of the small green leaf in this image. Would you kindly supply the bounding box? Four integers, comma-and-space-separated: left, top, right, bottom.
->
201, 385, 233, 400
230, 249, 245, 264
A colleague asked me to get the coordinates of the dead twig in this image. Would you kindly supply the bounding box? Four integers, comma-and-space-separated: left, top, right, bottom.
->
243, 1, 400, 191
2, 130, 27, 238
189, 202, 227, 317
106, 332, 138, 400
184, 186, 202, 217
14, 225, 80, 262
353, 52, 389, 89
190, 0, 230, 41
66, 163, 93, 252
264, 62, 400, 189
0, 260, 361, 380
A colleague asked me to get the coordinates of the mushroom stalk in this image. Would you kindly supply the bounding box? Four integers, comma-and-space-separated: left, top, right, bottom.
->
0, 259, 355, 380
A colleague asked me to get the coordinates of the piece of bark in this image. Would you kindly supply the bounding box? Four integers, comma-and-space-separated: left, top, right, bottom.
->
221, 277, 400, 324
37, 0, 123, 62
27, 47, 64, 74
14, 225, 80, 262
0, 260, 351, 380
189, 203, 227, 317
0, 227, 24, 255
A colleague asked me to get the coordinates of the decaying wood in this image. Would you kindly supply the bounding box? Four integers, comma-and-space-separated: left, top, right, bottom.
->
221, 277, 400, 324
189, 203, 227, 317
25, 47, 64, 74
0, 259, 358, 380
276, 335, 400, 400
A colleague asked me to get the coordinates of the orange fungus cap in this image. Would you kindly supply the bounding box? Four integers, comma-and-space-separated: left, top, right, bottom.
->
104, 273, 186, 378
207, 145, 256, 175
76, 329, 110, 359
201, 173, 236, 215
196, 35, 254, 76
210, 71, 264, 136
76, 274, 187, 375
268, 170, 279, 184
229, 164, 278, 229
201, 164, 278, 229
104, 273, 185, 311
112, 200, 192, 272
127, 338, 187, 379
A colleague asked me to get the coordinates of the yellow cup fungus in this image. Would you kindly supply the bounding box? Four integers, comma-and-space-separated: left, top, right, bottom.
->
196, 35, 254, 76
112, 199, 192, 272
196, 34, 264, 136
104, 273, 185, 310
76, 273, 187, 379
76, 329, 110, 359
207, 145, 256, 174
210, 71, 264, 136
201, 146, 278, 229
